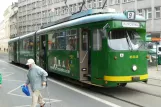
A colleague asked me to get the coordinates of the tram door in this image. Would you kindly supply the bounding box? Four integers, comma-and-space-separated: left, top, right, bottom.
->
14, 42, 17, 62
79, 28, 91, 81
37, 35, 47, 70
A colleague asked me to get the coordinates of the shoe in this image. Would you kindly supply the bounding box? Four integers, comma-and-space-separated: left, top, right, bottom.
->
40, 103, 45, 107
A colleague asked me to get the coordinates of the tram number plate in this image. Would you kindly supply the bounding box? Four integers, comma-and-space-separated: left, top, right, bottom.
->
132, 76, 140, 81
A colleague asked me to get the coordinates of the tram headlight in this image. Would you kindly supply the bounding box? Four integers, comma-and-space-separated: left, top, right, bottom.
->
132, 65, 137, 71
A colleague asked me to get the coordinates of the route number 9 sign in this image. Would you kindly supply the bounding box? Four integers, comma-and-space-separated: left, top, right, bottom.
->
127, 11, 135, 20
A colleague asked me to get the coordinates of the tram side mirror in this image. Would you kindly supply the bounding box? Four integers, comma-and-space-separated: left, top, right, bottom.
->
102, 30, 106, 39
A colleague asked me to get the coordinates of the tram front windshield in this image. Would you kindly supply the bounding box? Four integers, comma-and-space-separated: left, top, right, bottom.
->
108, 30, 145, 51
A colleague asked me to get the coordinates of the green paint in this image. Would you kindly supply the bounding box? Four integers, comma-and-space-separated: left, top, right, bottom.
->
0, 73, 2, 84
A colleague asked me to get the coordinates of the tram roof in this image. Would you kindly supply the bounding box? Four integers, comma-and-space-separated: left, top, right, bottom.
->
19, 32, 35, 39
41, 9, 116, 29
37, 9, 145, 35
8, 37, 19, 43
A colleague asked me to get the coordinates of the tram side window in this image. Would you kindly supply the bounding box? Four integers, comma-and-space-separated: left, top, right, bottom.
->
82, 31, 88, 51
66, 29, 77, 50
93, 29, 103, 50
49, 32, 57, 50
20, 40, 23, 50
48, 32, 56, 50
36, 36, 40, 50
159, 47, 161, 51
56, 31, 66, 50
8, 43, 13, 52
28, 37, 34, 51
23, 37, 34, 51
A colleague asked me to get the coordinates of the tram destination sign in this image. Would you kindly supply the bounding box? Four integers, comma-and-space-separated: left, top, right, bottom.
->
122, 21, 140, 28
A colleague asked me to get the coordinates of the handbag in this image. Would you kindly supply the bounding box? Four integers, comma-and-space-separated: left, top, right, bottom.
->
21, 85, 30, 96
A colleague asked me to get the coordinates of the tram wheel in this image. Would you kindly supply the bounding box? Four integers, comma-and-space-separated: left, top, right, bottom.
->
119, 83, 127, 87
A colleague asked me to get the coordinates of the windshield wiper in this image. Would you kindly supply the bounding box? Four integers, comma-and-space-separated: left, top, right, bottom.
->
126, 31, 133, 51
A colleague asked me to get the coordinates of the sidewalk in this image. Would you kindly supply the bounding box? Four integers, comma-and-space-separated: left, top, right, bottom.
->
148, 65, 161, 86
0, 50, 8, 53
148, 65, 161, 79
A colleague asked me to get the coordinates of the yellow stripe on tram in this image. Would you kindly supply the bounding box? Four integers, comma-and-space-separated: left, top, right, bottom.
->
104, 74, 148, 82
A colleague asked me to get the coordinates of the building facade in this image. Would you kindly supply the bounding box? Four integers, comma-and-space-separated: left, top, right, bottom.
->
108, 0, 161, 38
10, 2, 18, 39
17, 0, 161, 37
0, 21, 5, 51
2, 6, 12, 52
18, 0, 53, 35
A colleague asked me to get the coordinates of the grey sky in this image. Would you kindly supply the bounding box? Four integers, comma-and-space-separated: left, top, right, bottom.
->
0, 0, 18, 22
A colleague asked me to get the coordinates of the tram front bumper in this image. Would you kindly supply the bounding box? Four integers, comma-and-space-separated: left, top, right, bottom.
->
104, 74, 148, 82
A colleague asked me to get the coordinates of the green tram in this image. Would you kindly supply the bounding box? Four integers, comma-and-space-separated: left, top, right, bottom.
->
8, 9, 148, 87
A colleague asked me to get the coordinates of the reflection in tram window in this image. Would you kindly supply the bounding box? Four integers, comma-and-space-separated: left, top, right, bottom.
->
93, 29, 103, 50
36, 36, 40, 50
22, 37, 34, 51
57, 31, 66, 50
66, 29, 77, 51
82, 32, 88, 51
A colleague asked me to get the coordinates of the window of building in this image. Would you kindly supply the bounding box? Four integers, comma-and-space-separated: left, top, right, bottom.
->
61, 6, 65, 15
69, 5, 73, 13
73, 4, 77, 13
146, 8, 152, 19
155, 7, 161, 18
93, 0, 97, 8
93, 29, 103, 50
78, 2, 82, 11
64, 6, 68, 14
138, 9, 143, 16
58, 7, 61, 15
116, 0, 120, 4
123, 0, 134, 3
37, 12, 41, 19
48, 10, 52, 22
42, 0, 47, 6
55, 8, 58, 15
98, 0, 102, 8
87, 0, 92, 9
55, 0, 60, 3
48, 0, 52, 4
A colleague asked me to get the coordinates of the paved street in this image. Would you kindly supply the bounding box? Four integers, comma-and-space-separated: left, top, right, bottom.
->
0, 52, 132, 107
1, 52, 161, 107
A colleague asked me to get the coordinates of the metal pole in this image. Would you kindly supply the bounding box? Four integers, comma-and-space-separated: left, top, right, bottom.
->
156, 42, 158, 71
46, 79, 51, 107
